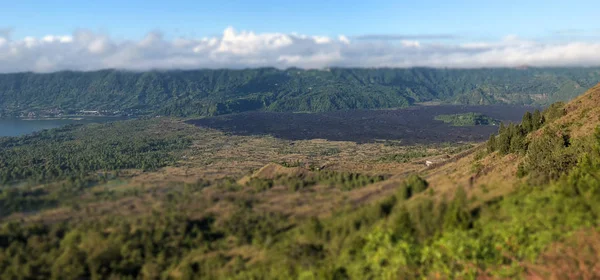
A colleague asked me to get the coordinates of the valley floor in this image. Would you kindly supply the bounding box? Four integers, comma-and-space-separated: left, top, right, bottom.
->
4, 118, 474, 224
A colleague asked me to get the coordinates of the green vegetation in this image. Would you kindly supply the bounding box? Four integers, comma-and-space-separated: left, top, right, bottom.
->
486, 104, 576, 183
0, 118, 197, 217
434, 112, 500, 126
378, 143, 473, 163
1, 88, 600, 278
1, 67, 599, 118
487, 107, 552, 156
519, 128, 578, 183
246, 171, 388, 192
0, 119, 192, 185
2, 136, 600, 279
397, 174, 429, 200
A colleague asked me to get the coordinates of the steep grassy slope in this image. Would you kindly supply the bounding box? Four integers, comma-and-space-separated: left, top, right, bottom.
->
1, 67, 599, 117
427, 83, 600, 200
552, 83, 600, 138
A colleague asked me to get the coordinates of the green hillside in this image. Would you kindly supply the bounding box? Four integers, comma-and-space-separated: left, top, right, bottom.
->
1, 67, 599, 118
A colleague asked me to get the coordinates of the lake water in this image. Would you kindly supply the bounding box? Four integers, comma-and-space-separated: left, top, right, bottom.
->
0, 118, 126, 137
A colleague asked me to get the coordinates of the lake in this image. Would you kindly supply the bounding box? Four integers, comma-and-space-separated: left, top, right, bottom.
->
0, 118, 127, 137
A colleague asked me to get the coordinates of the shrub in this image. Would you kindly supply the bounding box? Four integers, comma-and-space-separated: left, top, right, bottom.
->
398, 175, 429, 200
544, 102, 566, 123
522, 128, 577, 184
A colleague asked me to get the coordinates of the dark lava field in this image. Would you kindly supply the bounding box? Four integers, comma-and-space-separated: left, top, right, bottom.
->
187, 105, 537, 144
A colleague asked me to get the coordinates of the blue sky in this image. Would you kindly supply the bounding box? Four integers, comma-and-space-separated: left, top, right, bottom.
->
2, 0, 599, 41
1, 0, 600, 72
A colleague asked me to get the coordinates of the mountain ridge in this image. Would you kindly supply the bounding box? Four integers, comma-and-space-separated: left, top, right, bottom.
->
1, 67, 599, 118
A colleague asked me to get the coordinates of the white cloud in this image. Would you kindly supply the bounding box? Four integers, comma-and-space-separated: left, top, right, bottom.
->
312, 36, 331, 44
87, 38, 109, 54
41, 35, 73, 43
23, 36, 37, 48
215, 27, 293, 55
1, 27, 600, 73
400, 40, 420, 48
338, 35, 350, 44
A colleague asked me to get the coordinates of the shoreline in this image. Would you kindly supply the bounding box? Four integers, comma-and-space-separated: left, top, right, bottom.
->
4, 116, 129, 121
21, 117, 85, 121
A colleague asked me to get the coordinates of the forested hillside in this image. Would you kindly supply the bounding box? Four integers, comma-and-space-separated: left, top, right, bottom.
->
1, 67, 599, 117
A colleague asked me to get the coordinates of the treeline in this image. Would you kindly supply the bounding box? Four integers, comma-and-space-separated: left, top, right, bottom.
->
0, 119, 192, 185
245, 170, 388, 192
1, 67, 599, 117
487, 102, 566, 156
485, 101, 582, 183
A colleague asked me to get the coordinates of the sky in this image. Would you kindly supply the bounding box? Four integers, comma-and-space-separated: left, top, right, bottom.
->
1, 0, 600, 72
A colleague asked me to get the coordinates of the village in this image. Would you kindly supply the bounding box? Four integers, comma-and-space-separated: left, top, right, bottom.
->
10, 108, 139, 119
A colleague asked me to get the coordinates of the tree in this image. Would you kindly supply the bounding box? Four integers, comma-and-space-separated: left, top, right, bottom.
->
544, 101, 566, 122
523, 128, 577, 183
498, 122, 506, 134
509, 126, 527, 153
398, 175, 429, 200
392, 206, 415, 239
487, 134, 497, 153
522, 111, 533, 132
443, 187, 471, 231
532, 109, 543, 130
497, 126, 512, 155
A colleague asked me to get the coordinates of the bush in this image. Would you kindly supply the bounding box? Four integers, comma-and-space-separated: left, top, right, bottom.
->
442, 187, 471, 231
521, 128, 577, 184
398, 175, 429, 200
246, 178, 274, 192
544, 102, 566, 123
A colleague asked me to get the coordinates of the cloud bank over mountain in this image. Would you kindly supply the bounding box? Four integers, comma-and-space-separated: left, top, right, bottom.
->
1, 27, 600, 73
